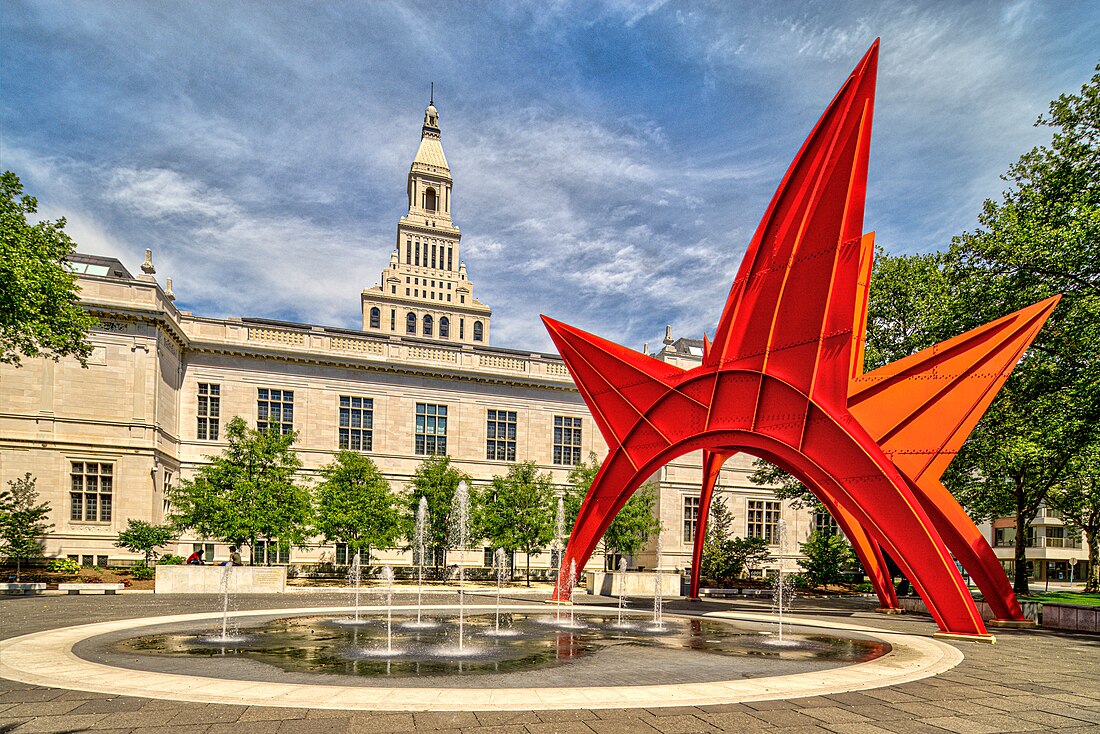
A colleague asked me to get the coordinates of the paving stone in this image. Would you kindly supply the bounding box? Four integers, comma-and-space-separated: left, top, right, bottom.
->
344, 712, 417, 732
413, 712, 482, 729
918, 715, 1042, 734
129, 725, 212, 734
238, 705, 310, 721
277, 716, 352, 733
0, 689, 63, 704
523, 722, 596, 734
798, 707, 871, 724
875, 721, 954, 734
535, 710, 599, 723
748, 709, 812, 727
646, 714, 715, 733
475, 711, 543, 727
591, 708, 657, 720
69, 697, 149, 714
5, 712, 110, 732
0, 701, 85, 717
818, 724, 899, 734
88, 710, 177, 729
164, 704, 246, 726
586, 718, 659, 734
697, 711, 768, 729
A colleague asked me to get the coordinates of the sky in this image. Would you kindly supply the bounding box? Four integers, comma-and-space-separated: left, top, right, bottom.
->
3, 1, 1098, 353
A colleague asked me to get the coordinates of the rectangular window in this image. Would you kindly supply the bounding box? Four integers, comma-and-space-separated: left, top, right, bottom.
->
415, 242, 420, 266
193, 542, 215, 561
335, 543, 370, 566
390, 309, 396, 330
252, 540, 290, 564
338, 396, 374, 451
415, 403, 448, 455
406, 240, 411, 264
553, 416, 583, 465
432, 244, 437, 268
747, 500, 781, 543
814, 511, 840, 536
69, 462, 113, 522
96, 555, 109, 567
486, 409, 517, 461
460, 319, 465, 339
483, 546, 515, 569
683, 496, 700, 544
257, 388, 294, 435
448, 248, 453, 271
197, 383, 220, 440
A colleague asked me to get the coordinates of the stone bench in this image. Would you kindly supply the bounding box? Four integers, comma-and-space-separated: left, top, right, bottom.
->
0, 583, 46, 595
57, 583, 126, 595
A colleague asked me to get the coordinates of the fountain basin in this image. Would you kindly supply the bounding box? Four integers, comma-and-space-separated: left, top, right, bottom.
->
0, 604, 964, 711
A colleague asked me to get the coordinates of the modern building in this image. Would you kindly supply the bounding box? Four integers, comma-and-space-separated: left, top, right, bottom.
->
982, 508, 1090, 583
0, 100, 814, 574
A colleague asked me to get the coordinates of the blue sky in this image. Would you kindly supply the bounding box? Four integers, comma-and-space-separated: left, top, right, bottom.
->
4, 1, 1097, 352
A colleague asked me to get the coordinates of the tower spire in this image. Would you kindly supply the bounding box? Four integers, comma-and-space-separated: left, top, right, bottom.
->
430, 81, 434, 106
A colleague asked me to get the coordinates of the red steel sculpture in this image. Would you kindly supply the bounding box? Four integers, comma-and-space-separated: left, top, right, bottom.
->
542, 41, 1058, 638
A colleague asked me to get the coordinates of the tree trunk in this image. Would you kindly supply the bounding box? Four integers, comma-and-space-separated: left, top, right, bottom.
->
1013, 514, 1030, 596
15, 557, 21, 582
1086, 527, 1099, 594
526, 551, 531, 588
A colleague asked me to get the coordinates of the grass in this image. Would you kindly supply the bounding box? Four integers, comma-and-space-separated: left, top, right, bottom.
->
1018, 591, 1100, 607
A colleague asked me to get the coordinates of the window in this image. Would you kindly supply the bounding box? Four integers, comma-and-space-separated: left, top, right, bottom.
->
483, 547, 514, 569
486, 409, 517, 461
70, 462, 113, 522
406, 313, 417, 335
447, 248, 453, 271
431, 243, 437, 268
460, 319, 465, 339
197, 383, 220, 440
193, 542, 215, 561
553, 416, 582, 465
683, 496, 700, 544
339, 396, 374, 451
335, 544, 370, 566
814, 511, 840, 536
423, 314, 433, 336
439, 317, 450, 338
390, 309, 396, 330
415, 243, 420, 266
415, 403, 448, 455
747, 500, 781, 543
424, 187, 437, 211
473, 321, 484, 342
252, 540, 289, 564
257, 388, 294, 434
406, 240, 411, 264
369, 307, 381, 329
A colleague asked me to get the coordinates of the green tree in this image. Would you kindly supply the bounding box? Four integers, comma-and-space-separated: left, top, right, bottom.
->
313, 451, 400, 563
562, 452, 662, 563
0, 473, 53, 581
402, 455, 470, 578
0, 171, 97, 367
168, 417, 310, 563
699, 496, 771, 583
798, 531, 856, 588
476, 461, 556, 586
114, 519, 174, 565
944, 65, 1100, 595
1049, 441, 1100, 593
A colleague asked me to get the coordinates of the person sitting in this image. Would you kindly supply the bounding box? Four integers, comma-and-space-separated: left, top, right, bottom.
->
185, 549, 205, 565
222, 545, 243, 566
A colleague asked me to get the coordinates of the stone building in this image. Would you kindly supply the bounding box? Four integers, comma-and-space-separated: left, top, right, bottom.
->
0, 101, 812, 574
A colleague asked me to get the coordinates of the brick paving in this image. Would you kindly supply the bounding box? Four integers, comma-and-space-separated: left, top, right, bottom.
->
1, 592, 1098, 733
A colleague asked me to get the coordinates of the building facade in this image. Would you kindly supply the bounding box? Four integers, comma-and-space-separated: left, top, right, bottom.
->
0, 101, 813, 574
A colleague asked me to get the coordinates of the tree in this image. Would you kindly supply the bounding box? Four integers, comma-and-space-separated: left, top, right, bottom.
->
0, 473, 53, 580
1049, 441, 1100, 593
313, 451, 400, 563
700, 497, 771, 583
114, 519, 174, 565
798, 531, 856, 588
167, 417, 311, 563
562, 452, 662, 564
0, 171, 97, 367
476, 461, 556, 586
402, 455, 470, 579
943, 64, 1100, 595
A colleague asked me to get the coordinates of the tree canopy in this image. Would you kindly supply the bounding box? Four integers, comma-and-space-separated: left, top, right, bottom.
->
0, 171, 97, 367
114, 519, 174, 566
476, 461, 556, 585
0, 473, 53, 581
167, 417, 310, 561
313, 451, 400, 560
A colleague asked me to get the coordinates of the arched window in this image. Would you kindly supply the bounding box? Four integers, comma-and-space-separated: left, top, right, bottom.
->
424, 187, 437, 212
423, 314, 433, 337
406, 313, 417, 335
439, 317, 450, 338
369, 307, 381, 329
473, 321, 484, 342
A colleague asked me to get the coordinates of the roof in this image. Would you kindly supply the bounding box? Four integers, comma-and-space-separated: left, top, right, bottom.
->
412, 135, 449, 171
670, 337, 705, 357
66, 253, 134, 279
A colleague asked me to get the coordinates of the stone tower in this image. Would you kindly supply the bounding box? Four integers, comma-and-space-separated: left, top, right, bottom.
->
361, 98, 492, 344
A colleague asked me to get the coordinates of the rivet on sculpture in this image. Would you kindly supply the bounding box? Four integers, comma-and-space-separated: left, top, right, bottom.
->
542, 40, 1058, 638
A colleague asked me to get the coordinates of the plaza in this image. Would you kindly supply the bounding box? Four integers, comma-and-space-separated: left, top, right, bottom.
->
2, 591, 1099, 733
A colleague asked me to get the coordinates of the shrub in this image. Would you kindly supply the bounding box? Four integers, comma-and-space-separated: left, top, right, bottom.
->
130, 563, 155, 580
45, 558, 80, 574
79, 573, 102, 583
788, 573, 811, 589
157, 554, 185, 565
854, 581, 875, 593
798, 531, 856, 588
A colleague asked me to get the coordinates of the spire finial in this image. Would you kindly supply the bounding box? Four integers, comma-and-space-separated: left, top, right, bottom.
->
430, 81, 434, 106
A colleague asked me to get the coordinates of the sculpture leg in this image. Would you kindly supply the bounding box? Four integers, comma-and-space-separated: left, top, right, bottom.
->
689, 450, 729, 599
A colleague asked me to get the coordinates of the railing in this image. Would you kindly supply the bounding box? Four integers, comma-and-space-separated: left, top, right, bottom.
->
993, 537, 1082, 549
